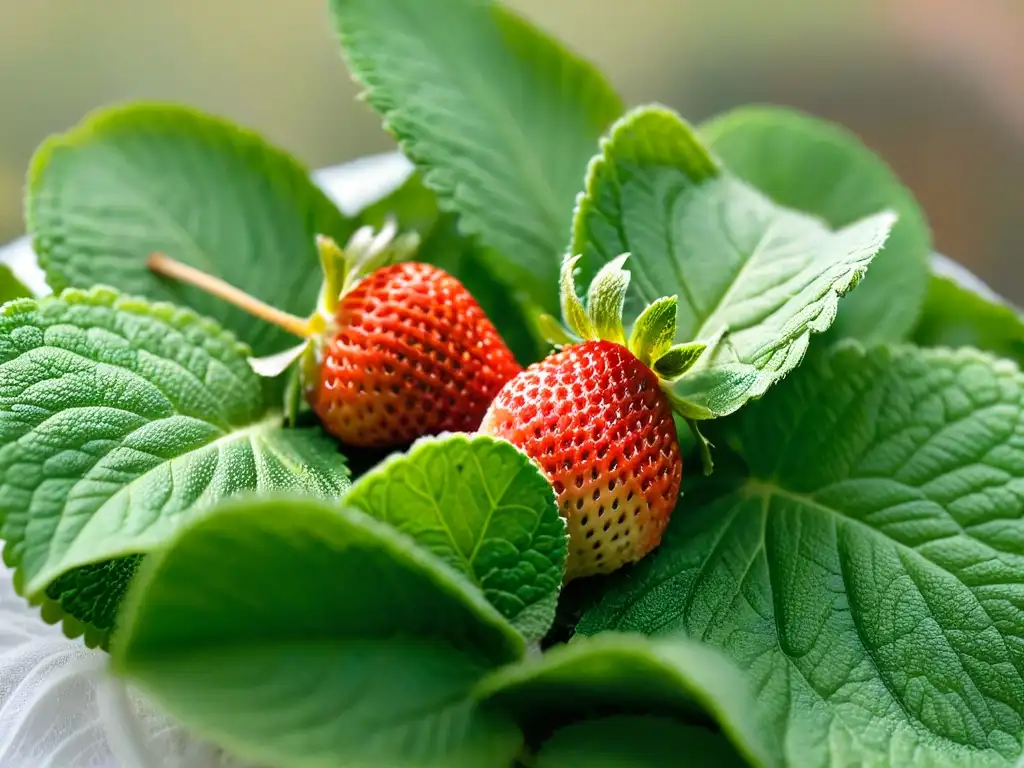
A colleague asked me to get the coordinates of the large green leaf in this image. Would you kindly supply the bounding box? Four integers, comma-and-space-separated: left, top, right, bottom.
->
114, 497, 524, 768
571, 106, 896, 418
533, 717, 749, 768
26, 104, 353, 356
346, 434, 566, 642
579, 343, 1024, 767
914, 253, 1024, 364
358, 173, 547, 364
701, 106, 931, 343
331, 0, 624, 312
477, 633, 776, 767
0, 288, 349, 607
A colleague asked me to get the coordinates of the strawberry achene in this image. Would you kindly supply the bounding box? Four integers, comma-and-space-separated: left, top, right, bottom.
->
480, 340, 681, 580
310, 262, 522, 447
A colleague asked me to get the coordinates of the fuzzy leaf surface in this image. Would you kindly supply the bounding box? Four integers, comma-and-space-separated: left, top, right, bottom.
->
346, 434, 566, 642
572, 106, 895, 418
0, 288, 349, 606
26, 104, 353, 355
579, 344, 1024, 767
114, 498, 524, 768
332, 0, 623, 312
701, 106, 931, 343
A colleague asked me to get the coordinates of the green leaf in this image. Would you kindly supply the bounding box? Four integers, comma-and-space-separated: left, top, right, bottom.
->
533, 717, 750, 768
41, 555, 142, 647
628, 296, 677, 366
476, 633, 776, 767
346, 434, 566, 642
331, 0, 624, 312
572, 106, 896, 418
359, 172, 547, 364
652, 342, 706, 381
0, 264, 31, 305
701, 106, 931, 343
914, 252, 1024, 364
0, 287, 349, 606
579, 343, 1024, 767
114, 497, 524, 768
586, 254, 631, 345
560, 254, 595, 340
26, 103, 354, 356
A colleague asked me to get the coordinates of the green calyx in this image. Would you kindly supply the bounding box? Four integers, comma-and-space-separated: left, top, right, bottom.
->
247, 220, 420, 385
314, 218, 421, 327
542, 253, 707, 384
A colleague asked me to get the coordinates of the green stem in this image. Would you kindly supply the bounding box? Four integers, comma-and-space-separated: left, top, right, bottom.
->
686, 418, 715, 476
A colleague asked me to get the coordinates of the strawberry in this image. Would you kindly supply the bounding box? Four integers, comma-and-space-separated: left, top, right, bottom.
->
147, 220, 521, 448
479, 254, 710, 580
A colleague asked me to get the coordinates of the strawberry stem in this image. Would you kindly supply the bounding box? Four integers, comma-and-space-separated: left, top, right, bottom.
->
147, 252, 312, 338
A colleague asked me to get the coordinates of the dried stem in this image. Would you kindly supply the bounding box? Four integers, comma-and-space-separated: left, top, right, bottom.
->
147, 252, 311, 338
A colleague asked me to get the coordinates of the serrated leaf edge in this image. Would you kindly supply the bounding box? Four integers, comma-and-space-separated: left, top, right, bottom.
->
24, 101, 342, 298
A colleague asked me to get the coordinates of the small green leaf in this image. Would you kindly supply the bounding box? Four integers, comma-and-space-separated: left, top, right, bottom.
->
628, 296, 678, 366
534, 717, 751, 768
0, 265, 31, 305
580, 343, 1024, 767
913, 252, 1024, 363
0, 288, 348, 619
572, 105, 896, 418
26, 104, 354, 356
560, 254, 595, 340
330, 0, 624, 312
346, 434, 566, 642
702, 105, 931, 343
477, 633, 777, 768
585, 254, 631, 345
536, 313, 576, 348
113, 497, 524, 768
652, 342, 706, 381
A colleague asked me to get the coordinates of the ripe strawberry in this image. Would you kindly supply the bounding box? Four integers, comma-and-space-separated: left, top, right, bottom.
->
307, 260, 521, 446
147, 220, 521, 448
480, 254, 709, 580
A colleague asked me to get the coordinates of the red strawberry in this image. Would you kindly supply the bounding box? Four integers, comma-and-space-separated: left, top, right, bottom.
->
147, 220, 521, 448
308, 261, 521, 446
480, 254, 709, 580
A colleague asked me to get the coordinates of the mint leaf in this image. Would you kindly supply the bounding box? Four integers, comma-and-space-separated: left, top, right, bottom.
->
331, 0, 624, 312
0, 288, 349, 606
114, 497, 524, 768
572, 106, 896, 418
346, 434, 566, 642
701, 106, 931, 343
914, 253, 1024, 364
26, 104, 353, 356
359, 173, 546, 364
0, 264, 31, 305
579, 344, 1024, 767
534, 717, 750, 768
476, 633, 776, 767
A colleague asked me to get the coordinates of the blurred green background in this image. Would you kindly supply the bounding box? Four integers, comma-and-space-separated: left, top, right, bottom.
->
2, 0, 1022, 299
